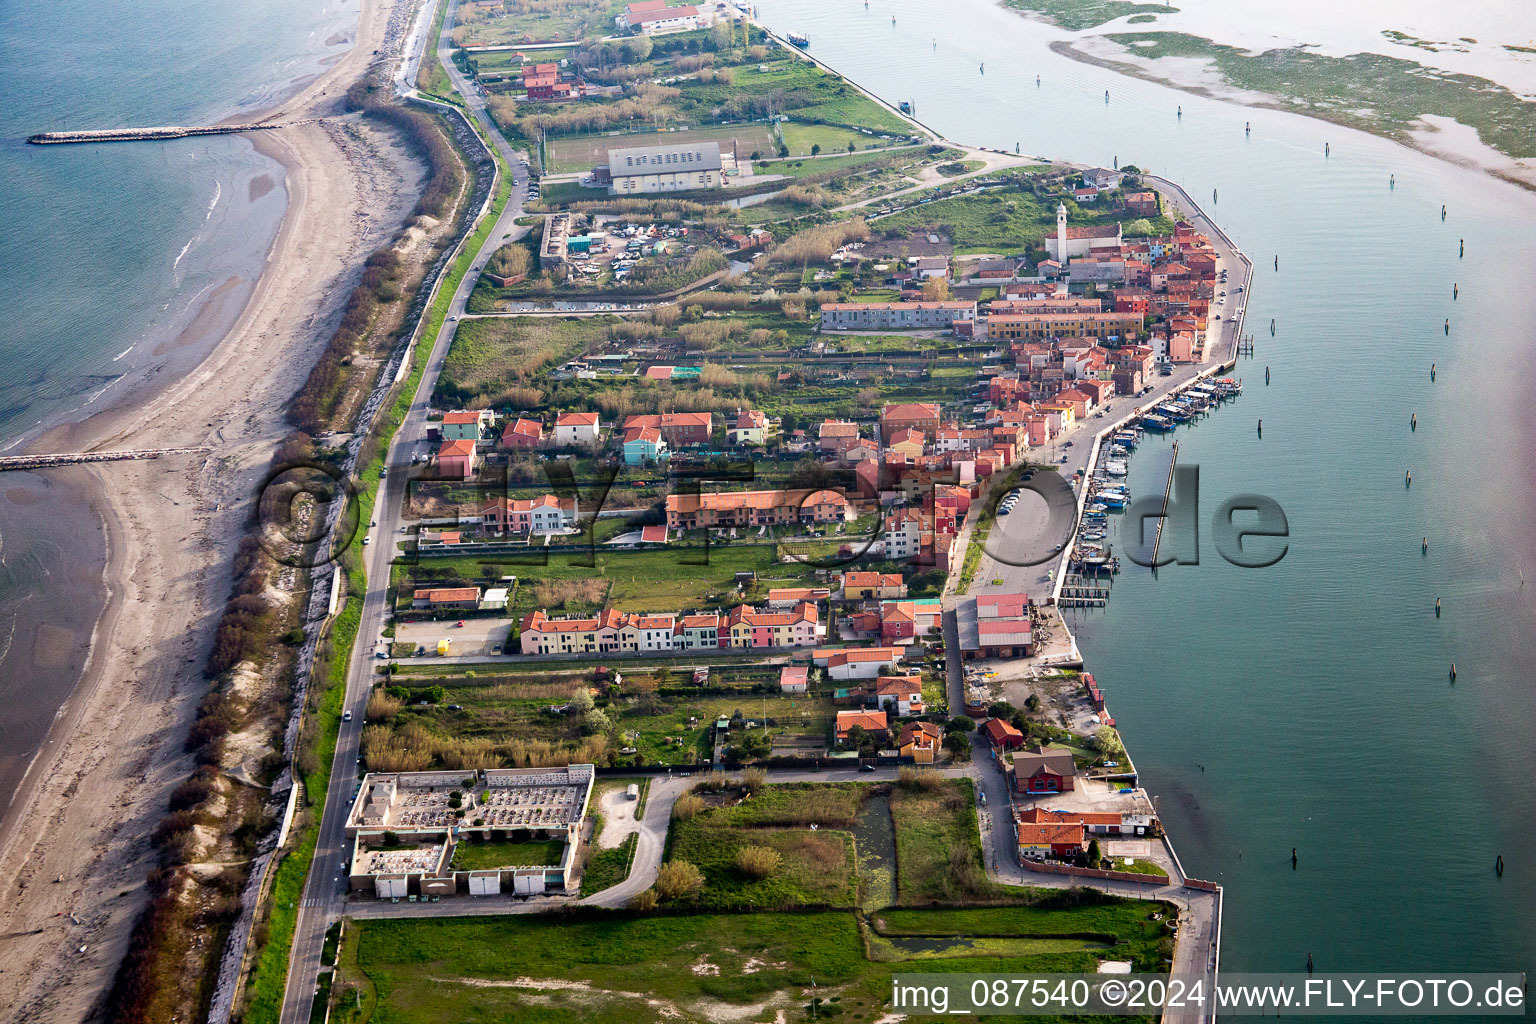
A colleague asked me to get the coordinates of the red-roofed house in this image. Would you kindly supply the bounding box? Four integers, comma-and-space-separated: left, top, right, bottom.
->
501, 417, 545, 450
814, 646, 905, 680
622, 412, 713, 446
435, 438, 479, 480
881, 402, 941, 441
1016, 819, 1087, 857
779, 665, 809, 694
841, 571, 906, 601
898, 721, 942, 764
554, 412, 601, 445
835, 709, 889, 745
980, 717, 1024, 750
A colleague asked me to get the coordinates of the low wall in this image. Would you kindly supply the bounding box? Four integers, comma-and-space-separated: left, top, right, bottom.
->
1022, 859, 1167, 886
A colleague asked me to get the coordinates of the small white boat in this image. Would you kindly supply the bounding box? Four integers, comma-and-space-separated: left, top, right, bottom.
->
1104, 459, 1129, 476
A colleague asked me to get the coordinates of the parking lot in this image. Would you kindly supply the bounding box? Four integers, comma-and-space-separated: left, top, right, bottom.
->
393, 617, 513, 659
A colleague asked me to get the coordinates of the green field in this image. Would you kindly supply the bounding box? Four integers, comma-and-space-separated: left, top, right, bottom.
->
545, 124, 779, 174
450, 837, 566, 870
454, 0, 628, 47
581, 833, 638, 895
890, 778, 1004, 904
335, 902, 1170, 1023
875, 178, 1173, 256
779, 122, 889, 157
435, 315, 612, 408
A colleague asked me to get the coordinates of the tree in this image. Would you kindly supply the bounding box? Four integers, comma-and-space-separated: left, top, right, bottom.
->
1126, 218, 1154, 237
988, 700, 1016, 720
811, 143, 821, 157
1024, 694, 1041, 713
778, 143, 789, 159
943, 731, 972, 761
846, 141, 855, 153
920, 276, 950, 301
842, 724, 868, 750
1094, 725, 1125, 760
1087, 838, 1102, 867
946, 716, 975, 733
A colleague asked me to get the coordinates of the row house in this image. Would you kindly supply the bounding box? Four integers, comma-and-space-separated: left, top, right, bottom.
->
412, 586, 482, 611
724, 602, 820, 648
519, 608, 675, 655
480, 494, 579, 535
665, 488, 854, 530
818, 300, 976, 331
984, 310, 1144, 342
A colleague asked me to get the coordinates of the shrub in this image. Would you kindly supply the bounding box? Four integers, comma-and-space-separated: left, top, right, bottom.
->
735, 845, 781, 879
654, 860, 705, 900
739, 767, 767, 794
672, 794, 705, 821
630, 889, 659, 911
896, 766, 944, 791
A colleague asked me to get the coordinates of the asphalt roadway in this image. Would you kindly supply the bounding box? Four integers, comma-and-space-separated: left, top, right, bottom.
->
276, 3, 531, 1019
276, 37, 1236, 1023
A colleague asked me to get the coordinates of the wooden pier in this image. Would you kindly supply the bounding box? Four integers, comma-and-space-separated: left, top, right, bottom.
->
1058, 574, 1111, 607
0, 447, 211, 472
1149, 440, 1180, 567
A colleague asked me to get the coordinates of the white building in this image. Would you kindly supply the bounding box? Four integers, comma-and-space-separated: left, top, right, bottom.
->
606, 142, 723, 195
1045, 203, 1123, 262
615, 0, 705, 35
554, 411, 601, 446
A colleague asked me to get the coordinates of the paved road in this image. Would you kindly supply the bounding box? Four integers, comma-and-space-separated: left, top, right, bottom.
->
276, 1, 530, 1019
968, 176, 1252, 602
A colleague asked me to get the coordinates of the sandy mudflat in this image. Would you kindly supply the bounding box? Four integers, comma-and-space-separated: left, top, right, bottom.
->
0, 0, 429, 1016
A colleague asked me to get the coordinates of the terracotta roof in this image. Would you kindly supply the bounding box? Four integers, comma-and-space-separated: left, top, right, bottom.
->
882, 402, 941, 421
976, 593, 1030, 618
980, 718, 1023, 744
835, 709, 889, 734
503, 417, 543, 440
666, 488, 852, 514
438, 439, 477, 458
556, 412, 599, 426
819, 420, 860, 437
872, 675, 921, 696
1017, 808, 1123, 826
843, 571, 903, 589
780, 666, 809, 686
1017, 821, 1085, 847
898, 721, 942, 747
415, 587, 480, 603
442, 411, 481, 425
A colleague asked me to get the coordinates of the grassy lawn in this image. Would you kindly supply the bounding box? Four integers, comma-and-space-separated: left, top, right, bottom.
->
450, 837, 566, 870
889, 778, 1007, 904
337, 903, 1170, 1023
580, 833, 638, 895
455, 0, 627, 46
875, 178, 1172, 256
666, 818, 858, 909
1104, 856, 1168, 878
779, 122, 888, 156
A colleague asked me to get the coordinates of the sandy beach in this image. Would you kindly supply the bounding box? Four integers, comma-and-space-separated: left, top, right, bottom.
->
0, 0, 429, 1016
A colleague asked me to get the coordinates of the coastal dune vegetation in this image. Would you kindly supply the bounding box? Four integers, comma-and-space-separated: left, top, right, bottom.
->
101, 74, 486, 1024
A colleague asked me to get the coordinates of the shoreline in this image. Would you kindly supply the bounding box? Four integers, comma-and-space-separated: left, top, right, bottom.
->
0, 0, 432, 1013
1047, 38, 1536, 194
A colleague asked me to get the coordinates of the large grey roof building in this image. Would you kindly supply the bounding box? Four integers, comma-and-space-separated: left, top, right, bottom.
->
604, 141, 723, 195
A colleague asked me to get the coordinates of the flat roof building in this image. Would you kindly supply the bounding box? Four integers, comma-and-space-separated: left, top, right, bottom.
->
344, 765, 595, 899
606, 141, 723, 195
